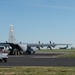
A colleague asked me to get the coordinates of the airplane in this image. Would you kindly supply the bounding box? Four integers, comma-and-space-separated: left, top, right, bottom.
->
59, 45, 68, 49
0, 25, 71, 55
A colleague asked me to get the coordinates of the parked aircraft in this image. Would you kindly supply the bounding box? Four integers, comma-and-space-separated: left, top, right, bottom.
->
0, 25, 71, 55
59, 45, 68, 49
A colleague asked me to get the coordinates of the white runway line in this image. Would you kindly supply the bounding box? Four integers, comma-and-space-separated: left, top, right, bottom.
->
31, 56, 58, 58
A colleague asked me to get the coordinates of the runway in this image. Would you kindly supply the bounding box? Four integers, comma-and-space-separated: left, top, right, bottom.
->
0, 53, 75, 66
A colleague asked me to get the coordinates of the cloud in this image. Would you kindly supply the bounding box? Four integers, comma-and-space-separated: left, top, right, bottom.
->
25, 0, 75, 11
33, 4, 75, 11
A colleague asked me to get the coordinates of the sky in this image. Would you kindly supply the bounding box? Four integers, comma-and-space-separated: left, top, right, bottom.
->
0, 0, 75, 47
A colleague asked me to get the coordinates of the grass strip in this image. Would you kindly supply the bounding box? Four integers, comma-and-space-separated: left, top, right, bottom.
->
0, 66, 75, 75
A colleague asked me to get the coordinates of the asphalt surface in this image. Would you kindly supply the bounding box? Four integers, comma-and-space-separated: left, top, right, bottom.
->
0, 53, 75, 66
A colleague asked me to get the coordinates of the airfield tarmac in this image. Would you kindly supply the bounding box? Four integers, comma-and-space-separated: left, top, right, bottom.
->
0, 52, 75, 66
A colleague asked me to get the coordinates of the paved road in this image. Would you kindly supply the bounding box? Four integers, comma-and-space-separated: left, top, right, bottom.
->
0, 53, 75, 66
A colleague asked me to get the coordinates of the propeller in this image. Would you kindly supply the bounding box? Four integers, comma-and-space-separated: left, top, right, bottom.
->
47, 41, 56, 50
50, 41, 51, 44
38, 41, 40, 44
20, 41, 22, 43
38, 41, 44, 49
47, 41, 52, 50
6, 41, 8, 43
66, 45, 68, 48
52, 42, 56, 48
47, 46, 52, 50
41, 43, 43, 48
36, 46, 40, 50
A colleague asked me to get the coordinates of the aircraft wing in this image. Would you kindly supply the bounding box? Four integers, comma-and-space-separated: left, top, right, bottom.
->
0, 43, 71, 46
27, 43, 71, 47
0, 43, 10, 46
0, 42, 71, 50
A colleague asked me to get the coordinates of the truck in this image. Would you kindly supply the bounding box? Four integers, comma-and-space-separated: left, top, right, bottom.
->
0, 53, 8, 62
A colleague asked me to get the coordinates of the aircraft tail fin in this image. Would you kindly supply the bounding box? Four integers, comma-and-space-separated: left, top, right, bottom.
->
8, 25, 15, 43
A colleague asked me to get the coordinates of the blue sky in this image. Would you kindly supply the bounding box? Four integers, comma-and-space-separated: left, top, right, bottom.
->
0, 0, 75, 47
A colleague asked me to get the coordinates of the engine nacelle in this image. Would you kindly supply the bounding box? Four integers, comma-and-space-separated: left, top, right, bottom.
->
52, 43, 56, 48
31, 47, 38, 51
18, 44, 27, 52
47, 46, 52, 50
52, 44, 56, 48
26, 47, 38, 54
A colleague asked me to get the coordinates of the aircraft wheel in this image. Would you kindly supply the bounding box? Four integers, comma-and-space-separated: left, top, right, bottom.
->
3, 59, 7, 62
28, 51, 31, 54
0, 60, 2, 62
33, 51, 35, 54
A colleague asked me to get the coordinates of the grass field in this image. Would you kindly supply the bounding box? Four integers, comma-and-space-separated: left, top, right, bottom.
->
0, 67, 75, 75
37, 49, 75, 58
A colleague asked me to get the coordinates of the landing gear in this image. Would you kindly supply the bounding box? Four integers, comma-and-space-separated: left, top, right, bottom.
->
33, 51, 35, 54
9, 48, 21, 55
0, 60, 2, 62
3, 59, 7, 62
28, 51, 35, 54
27, 47, 36, 54
28, 51, 31, 54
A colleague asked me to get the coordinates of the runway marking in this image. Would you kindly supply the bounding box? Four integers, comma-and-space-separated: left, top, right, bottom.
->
31, 56, 58, 58
8, 55, 25, 57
